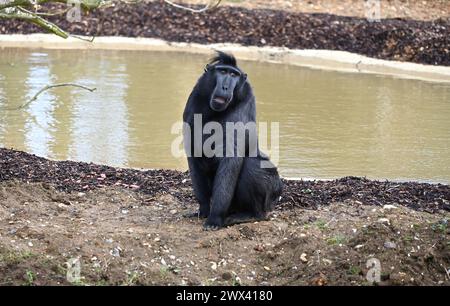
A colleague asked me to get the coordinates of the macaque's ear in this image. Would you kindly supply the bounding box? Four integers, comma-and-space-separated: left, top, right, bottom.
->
237, 73, 248, 95
240, 73, 248, 87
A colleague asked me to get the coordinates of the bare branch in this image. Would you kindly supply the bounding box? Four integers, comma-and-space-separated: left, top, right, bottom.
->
0, 0, 223, 39
0, 0, 77, 11
0, 0, 31, 11
0, 6, 69, 38
0, 0, 107, 38
70, 34, 96, 42
27, 7, 72, 17
163, 0, 222, 13
4, 83, 97, 111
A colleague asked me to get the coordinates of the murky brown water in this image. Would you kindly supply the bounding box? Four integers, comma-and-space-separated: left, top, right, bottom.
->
1, 48, 449, 183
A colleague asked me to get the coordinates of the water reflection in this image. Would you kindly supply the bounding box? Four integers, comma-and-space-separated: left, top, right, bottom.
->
0, 48, 449, 183
68, 53, 130, 167
25, 52, 56, 157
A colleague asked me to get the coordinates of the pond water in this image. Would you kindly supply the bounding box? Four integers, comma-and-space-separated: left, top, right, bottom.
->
1, 48, 449, 183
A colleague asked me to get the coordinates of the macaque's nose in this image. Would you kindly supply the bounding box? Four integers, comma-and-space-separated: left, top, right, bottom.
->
222, 76, 231, 91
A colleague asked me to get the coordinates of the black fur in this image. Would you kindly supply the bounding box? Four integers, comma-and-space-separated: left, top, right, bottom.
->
183, 51, 282, 230
209, 51, 237, 67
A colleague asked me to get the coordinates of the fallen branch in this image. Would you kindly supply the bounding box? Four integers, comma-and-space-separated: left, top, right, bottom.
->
4, 83, 97, 111
25, 7, 72, 17
0, 0, 105, 37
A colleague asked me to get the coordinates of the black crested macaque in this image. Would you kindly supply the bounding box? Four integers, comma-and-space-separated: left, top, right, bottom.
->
183, 51, 282, 230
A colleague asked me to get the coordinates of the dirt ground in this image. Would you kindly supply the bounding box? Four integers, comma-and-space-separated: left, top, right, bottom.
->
0, 148, 449, 285
178, 0, 450, 20
0, 180, 449, 286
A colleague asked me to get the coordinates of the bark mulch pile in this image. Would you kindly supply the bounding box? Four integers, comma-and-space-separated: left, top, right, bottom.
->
0, 2, 449, 66
1, 148, 449, 213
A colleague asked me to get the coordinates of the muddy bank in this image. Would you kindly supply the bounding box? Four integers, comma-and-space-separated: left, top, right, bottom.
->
1, 148, 449, 214
0, 180, 449, 286
0, 148, 449, 285
0, 2, 449, 66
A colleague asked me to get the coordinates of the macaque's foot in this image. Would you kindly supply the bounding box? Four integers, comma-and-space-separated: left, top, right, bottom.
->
203, 216, 223, 231
203, 224, 220, 231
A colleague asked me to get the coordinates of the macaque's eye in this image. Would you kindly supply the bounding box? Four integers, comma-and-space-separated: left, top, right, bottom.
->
219, 69, 227, 74
230, 72, 236, 77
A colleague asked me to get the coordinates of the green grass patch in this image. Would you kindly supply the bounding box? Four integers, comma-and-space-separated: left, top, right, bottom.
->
326, 235, 346, 245
315, 220, 328, 231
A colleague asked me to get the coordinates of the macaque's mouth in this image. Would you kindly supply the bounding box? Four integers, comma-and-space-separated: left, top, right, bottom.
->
212, 96, 227, 104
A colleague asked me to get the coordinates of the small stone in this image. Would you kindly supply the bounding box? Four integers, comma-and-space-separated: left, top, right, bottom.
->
263, 266, 271, 271
275, 222, 289, 231
110, 247, 121, 257
300, 253, 308, 262
28, 242, 33, 247
384, 241, 397, 249
222, 272, 232, 280
210, 262, 217, 270
121, 209, 129, 214
383, 205, 398, 210
311, 276, 327, 286
253, 244, 264, 252
169, 209, 177, 215
378, 218, 391, 225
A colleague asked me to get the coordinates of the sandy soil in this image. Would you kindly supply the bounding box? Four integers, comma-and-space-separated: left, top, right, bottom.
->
0, 180, 449, 286
178, 0, 450, 21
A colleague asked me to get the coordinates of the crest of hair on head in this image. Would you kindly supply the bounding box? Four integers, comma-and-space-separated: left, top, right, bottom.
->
209, 51, 237, 67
